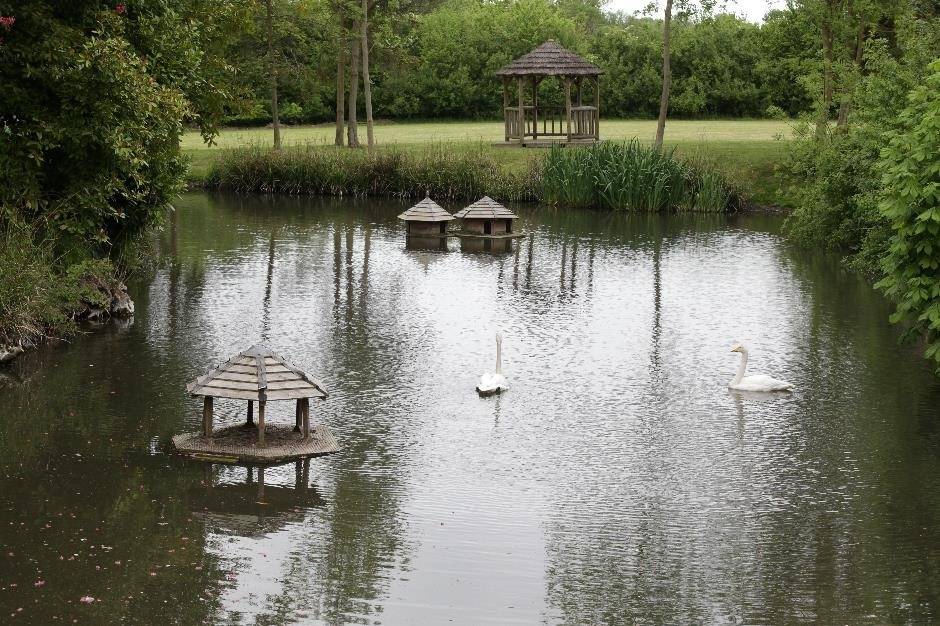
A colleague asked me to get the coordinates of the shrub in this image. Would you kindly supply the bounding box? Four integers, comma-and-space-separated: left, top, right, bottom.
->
875, 59, 940, 372
205, 143, 541, 202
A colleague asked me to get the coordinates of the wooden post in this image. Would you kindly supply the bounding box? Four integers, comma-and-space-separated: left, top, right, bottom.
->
594, 77, 600, 141
532, 77, 538, 140
257, 467, 265, 502
517, 77, 524, 146
202, 396, 213, 437
247, 400, 254, 426
257, 400, 266, 446
564, 78, 572, 143
502, 79, 509, 142
575, 78, 583, 137
302, 398, 310, 439
294, 399, 302, 432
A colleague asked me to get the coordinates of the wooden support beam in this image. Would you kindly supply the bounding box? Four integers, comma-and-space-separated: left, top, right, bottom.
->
532, 77, 538, 140
247, 400, 254, 426
294, 399, 302, 432
517, 77, 524, 145
302, 398, 311, 439
202, 396, 213, 437
564, 78, 572, 142
502, 79, 509, 142
257, 400, 266, 446
594, 77, 600, 141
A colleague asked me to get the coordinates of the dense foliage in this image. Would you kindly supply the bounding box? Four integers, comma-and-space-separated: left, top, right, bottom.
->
784, 8, 940, 271
875, 60, 940, 371
0, 1, 240, 343
225, 0, 819, 125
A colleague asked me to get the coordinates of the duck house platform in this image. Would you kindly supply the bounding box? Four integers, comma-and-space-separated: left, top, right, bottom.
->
172, 423, 340, 464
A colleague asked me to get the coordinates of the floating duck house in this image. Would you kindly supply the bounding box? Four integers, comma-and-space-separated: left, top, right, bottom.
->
173, 344, 340, 463
398, 197, 454, 237
454, 196, 520, 237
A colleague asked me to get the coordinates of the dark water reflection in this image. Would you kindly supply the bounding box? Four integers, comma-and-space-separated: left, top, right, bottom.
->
2, 193, 940, 624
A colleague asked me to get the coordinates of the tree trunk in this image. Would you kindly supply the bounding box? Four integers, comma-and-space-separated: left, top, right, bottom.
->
264, 0, 281, 150
335, 29, 345, 146
816, 1, 835, 141
653, 0, 672, 150
837, 11, 866, 130
347, 24, 360, 149
361, 0, 375, 151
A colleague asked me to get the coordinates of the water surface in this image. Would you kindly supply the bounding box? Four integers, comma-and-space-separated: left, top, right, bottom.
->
2, 193, 940, 624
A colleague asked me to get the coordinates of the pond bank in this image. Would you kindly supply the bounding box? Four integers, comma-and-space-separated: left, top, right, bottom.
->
0, 267, 135, 365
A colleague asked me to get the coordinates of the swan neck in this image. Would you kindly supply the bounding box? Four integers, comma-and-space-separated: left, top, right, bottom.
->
733, 350, 748, 384
495, 337, 502, 374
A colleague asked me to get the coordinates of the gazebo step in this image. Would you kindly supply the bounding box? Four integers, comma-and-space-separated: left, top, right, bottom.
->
493, 138, 600, 148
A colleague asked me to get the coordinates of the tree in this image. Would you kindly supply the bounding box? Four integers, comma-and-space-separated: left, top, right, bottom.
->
264, 0, 282, 149
653, 0, 673, 149
0, 0, 241, 255
347, 23, 360, 147
876, 60, 940, 372
361, 0, 375, 150
651, 0, 715, 148
335, 29, 346, 145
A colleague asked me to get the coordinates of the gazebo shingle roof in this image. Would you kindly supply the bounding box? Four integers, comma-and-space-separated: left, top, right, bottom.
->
398, 197, 455, 222
454, 196, 518, 220
496, 40, 602, 77
186, 344, 328, 402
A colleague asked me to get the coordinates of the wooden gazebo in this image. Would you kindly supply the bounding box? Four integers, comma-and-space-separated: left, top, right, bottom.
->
185, 344, 328, 446
496, 40, 602, 147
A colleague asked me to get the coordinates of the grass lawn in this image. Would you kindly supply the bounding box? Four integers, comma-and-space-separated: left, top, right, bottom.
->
183, 119, 796, 206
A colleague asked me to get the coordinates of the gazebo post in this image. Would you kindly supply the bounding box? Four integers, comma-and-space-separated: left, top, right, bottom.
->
564, 78, 572, 142
202, 396, 213, 437
594, 77, 600, 140
516, 77, 524, 145
247, 400, 254, 426
502, 78, 509, 142
294, 399, 302, 432
531, 77, 539, 140
257, 400, 266, 446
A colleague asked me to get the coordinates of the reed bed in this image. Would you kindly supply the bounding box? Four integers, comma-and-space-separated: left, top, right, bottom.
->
205, 143, 540, 202
541, 140, 740, 212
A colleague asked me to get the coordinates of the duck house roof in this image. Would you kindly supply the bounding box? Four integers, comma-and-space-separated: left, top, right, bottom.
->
186, 344, 328, 402
453, 196, 518, 220
397, 197, 455, 222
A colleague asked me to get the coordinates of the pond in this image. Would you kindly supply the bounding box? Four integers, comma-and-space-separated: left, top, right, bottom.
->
2, 192, 940, 624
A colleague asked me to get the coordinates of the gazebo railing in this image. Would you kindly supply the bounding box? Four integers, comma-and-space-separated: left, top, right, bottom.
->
503, 105, 599, 141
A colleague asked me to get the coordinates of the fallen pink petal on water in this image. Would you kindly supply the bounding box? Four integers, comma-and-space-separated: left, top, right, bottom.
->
34, 580, 45, 588
79, 596, 94, 604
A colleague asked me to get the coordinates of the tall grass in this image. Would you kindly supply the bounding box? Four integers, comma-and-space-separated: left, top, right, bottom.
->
205, 143, 541, 202
542, 140, 739, 212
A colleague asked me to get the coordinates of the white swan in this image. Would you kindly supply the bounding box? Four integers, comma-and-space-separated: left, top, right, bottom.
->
729, 343, 793, 392
477, 334, 508, 396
